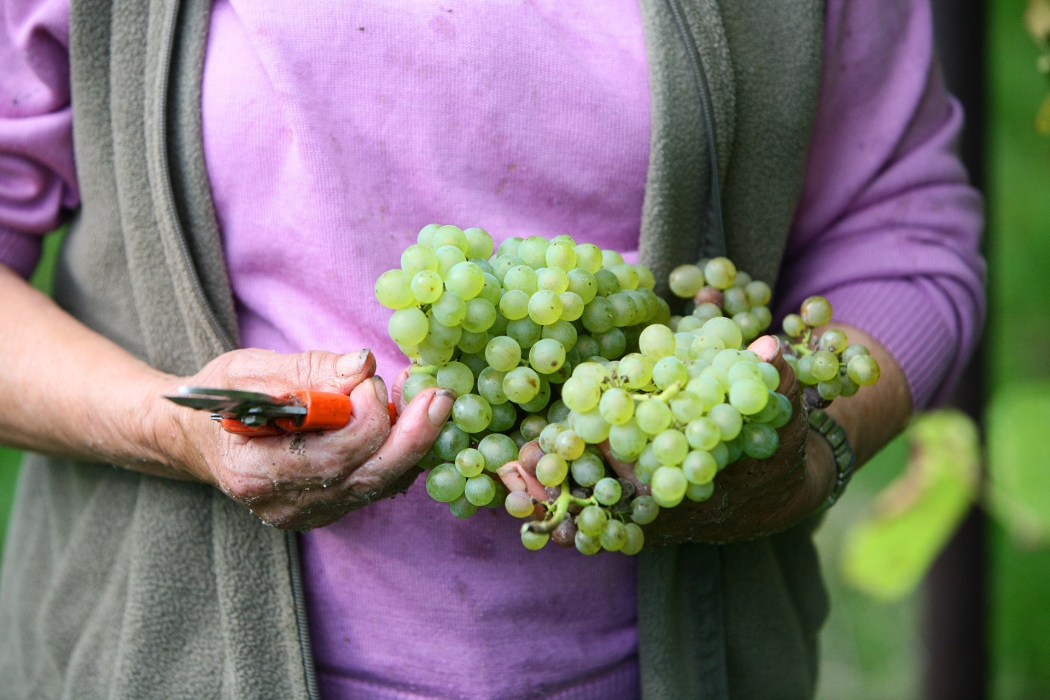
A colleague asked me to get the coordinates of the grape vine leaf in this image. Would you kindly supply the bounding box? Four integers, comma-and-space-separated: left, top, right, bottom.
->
839, 410, 980, 602
986, 384, 1050, 549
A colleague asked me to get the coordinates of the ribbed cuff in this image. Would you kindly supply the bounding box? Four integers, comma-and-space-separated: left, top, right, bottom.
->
0, 226, 44, 279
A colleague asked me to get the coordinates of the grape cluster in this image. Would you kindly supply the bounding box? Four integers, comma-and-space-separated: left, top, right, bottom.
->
374, 226, 879, 556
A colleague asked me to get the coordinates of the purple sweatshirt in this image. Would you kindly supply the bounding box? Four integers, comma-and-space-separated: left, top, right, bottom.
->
0, 1, 984, 698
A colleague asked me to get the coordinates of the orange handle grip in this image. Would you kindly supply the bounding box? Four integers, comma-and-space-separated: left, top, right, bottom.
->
220, 393, 397, 436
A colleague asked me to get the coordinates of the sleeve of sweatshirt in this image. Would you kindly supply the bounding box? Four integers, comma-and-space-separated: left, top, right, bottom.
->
775, 0, 986, 410
0, 0, 78, 279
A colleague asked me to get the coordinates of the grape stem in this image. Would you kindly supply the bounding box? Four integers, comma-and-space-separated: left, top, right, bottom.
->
522, 483, 597, 535
409, 364, 439, 376
632, 381, 682, 403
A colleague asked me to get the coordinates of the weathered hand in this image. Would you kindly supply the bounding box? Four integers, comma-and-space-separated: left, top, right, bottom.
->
154, 348, 453, 530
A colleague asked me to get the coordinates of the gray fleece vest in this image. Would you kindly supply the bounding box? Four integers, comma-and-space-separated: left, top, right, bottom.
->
0, 0, 825, 698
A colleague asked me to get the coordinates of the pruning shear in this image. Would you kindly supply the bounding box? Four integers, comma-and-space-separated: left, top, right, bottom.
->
165, 387, 396, 437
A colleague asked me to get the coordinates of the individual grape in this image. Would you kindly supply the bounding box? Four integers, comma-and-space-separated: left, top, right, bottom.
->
810, 350, 840, 382
606, 292, 636, 327
463, 227, 493, 259
476, 273, 501, 306
741, 422, 779, 459
817, 379, 842, 401
594, 477, 623, 506
609, 419, 647, 460
452, 394, 492, 433
733, 312, 761, 342
464, 474, 497, 506
504, 265, 539, 295
650, 466, 688, 508
673, 332, 695, 361
507, 317, 543, 349
682, 450, 717, 485
574, 530, 602, 555
592, 270, 619, 299
564, 243, 600, 274
652, 356, 688, 390
577, 505, 608, 537
599, 519, 628, 552
668, 264, 705, 298
618, 353, 654, 389
520, 415, 548, 442
819, 328, 848, 354
621, 523, 645, 555
751, 305, 773, 331
477, 367, 509, 405
426, 464, 466, 503
635, 399, 672, 435
555, 430, 586, 461
581, 297, 615, 334
505, 490, 535, 518
503, 366, 541, 403
455, 448, 486, 478
543, 241, 577, 270
677, 316, 704, 333
845, 354, 879, 386
701, 364, 730, 392
692, 330, 726, 354
799, 295, 833, 327
483, 335, 520, 372
749, 391, 781, 423
670, 391, 705, 423
493, 254, 524, 282
489, 308, 510, 336
702, 316, 743, 350
795, 355, 817, 384
685, 481, 715, 503
488, 401, 518, 432
566, 268, 598, 303
559, 376, 598, 415
517, 236, 550, 268
462, 297, 496, 333
448, 495, 478, 519
418, 339, 455, 366
629, 495, 659, 525
711, 441, 730, 470
756, 362, 780, 391
597, 388, 633, 425
684, 417, 721, 451
431, 291, 467, 326
474, 433, 517, 472
497, 236, 523, 257
734, 271, 753, 286
574, 409, 612, 444
558, 292, 585, 322
594, 328, 627, 360
723, 287, 751, 316
424, 316, 461, 348
729, 379, 769, 415
541, 321, 577, 351
420, 450, 444, 477
437, 361, 474, 396
727, 360, 762, 384
486, 481, 508, 509
550, 515, 577, 547
842, 343, 870, 364
634, 445, 661, 484
403, 372, 438, 402
522, 529, 549, 551
434, 422, 470, 461
416, 223, 441, 247
610, 263, 640, 291
708, 403, 743, 440
457, 329, 488, 355
598, 249, 623, 270
435, 245, 468, 277
638, 324, 676, 359
569, 336, 597, 363
691, 303, 722, 325
838, 373, 860, 398
547, 400, 571, 424
538, 423, 565, 453
444, 261, 485, 300
460, 352, 488, 380
432, 225, 469, 253
571, 452, 605, 487
652, 429, 689, 466
375, 269, 415, 310
703, 257, 737, 289
529, 338, 567, 374
743, 280, 772, 307
686, 375, 725, 410
388, 307, 429, 346
398, 343, 421, 360
537, 267, 570, 294
783, 314, 808, 339
769, 392, 794, 428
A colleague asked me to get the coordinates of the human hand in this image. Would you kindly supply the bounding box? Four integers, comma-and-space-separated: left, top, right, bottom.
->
153, 348, 453, 530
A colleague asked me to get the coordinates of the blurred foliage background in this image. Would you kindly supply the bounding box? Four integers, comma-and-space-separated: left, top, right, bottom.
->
2, 2, 1050, 698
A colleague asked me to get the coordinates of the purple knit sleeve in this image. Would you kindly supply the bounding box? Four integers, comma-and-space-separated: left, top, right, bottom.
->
0, 0, 78, 279
776, 0, 986, 409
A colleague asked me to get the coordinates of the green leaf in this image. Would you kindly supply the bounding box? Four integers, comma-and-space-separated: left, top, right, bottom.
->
987, 383, 1050, 548
840, 410, 980, 602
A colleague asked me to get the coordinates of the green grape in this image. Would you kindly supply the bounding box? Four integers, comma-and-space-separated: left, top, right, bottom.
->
432, 225, 469, 253
561, 375, 601, 412
431, 291, 467, 326
817, 379, 842, 400
637, 324, 674, 360
795, 355, 817, 384
419, 448, 443, 470
574, 335, 601, 361
621, 523, 645, 555
600, 249, 624, 270
609, 419, 648, 460
751, 305, 773, 331
652, 429, 690, 466
686, 358, 710, 380
493, 254, 524, 282
594, 269, 621, 298
548, 400, 571, 424
702, 317, 743, 350
444, 261, 485, 300
542, 320, 577, 350
653, 356, 688, 390
682, 450, 717, 485
611, 263, 640, 291
733, 312, 761, 343
462, 297, 496, 333
800, 295, 833, 327
535, 454, 567, 487
838, 373, 860, 398
448, 495, 478, 519
677, 316, 704, 333
490, 308, 510, 336
519, 376, 552, 413
810, 350, 840, 382
417, 223, 441, 247
507, 317, 542, 349
504, 265, 539, 294
529, 338, 567, 374
522, 529, 549, 551
741, 422, 779, 459
685, 417, 721, 450
574, 243, 603, 273
606, 292, 635, 327
634, 445, 661, 484
574, 409, 612, 443
711, 441, 730, 470
769, 392, 794, 428
571, 452, 605, 487
477, 273, 502, 305
847, 355, 881, 386
618, 353, 654, 389
782, 313, 806, 337
488, 401, 517, 432
537, 267, 569, 294
417, 339, 454, 366
452, 394, 492, 433
544, 241, 577, 270
650, 466, 688, 508
484, 335, 521, 372
635, 399, 672, 435
599, 388, 635, 425
388, 307, 429, 346
455, 448, 486, 478
577, 505, 608, 537
477, 433, 518, 471
744, 280, 772, 307
497, 236, 523, 257
503, 366, 541, 403
708, 403, 743, 440
668, 264, 705, 298
581, 297, 614, 334
472, 258, 494, 276
673, 332, 695, 361
636, 265, 656, 290
566, 268, 598, 303
517, 236, 550, 268
477, 367, 509, 405
693, 302, 723, 324
463, 227, 493, 259
434, 422, 470, 461
574, 530, 602, 555
520, 414, 548, 441
558, 292, 585, 322
528, 290, 563, 325
819, 328, 848, 354
723, 287, 751, 316
599, 519, 628, 552
402, 373, 437, 402
692, 330, 726, 353
593, 478, 622, 506
460, 353, 488, 381
375, 269, 416, 309
555, 430, 586, 460
729, 379, 769, 415
686, 375, 725, 410
464, 474, 497, 506
757, 362, 780, 390
749, 391, 781, 423
486, 481, 508, 509
505, 490, 535, 518
670, 391, 705, 423
538, 423, 566, 453
703, 257, 737, 290
685, 481, 715, 503
593, 328, 626, 360
437, 361, 474, 396
842, 343, 870, 364
637, 288, 661, 320
457, 329, 489, 355
713, 348, 745, 371
426, 464, 466, 503
425, 316, 462, 349
724, 435, 744, 464
701, 364, 730, 391
435, 245, 468, 277
630, 495, 659, 525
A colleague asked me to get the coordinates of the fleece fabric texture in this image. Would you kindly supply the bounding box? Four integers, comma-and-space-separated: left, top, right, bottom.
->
0, 0, 824, 699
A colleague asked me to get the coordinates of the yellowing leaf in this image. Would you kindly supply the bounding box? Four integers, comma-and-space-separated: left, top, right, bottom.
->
987, 384, 1050, 548
1028, 0, 1050, 45
1037, 93, 1050, 136
840, 410, 980, 602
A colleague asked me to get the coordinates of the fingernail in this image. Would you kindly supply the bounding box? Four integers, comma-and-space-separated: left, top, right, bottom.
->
337, 349, 371, 377
428, 389, 456, 426
371, 376, 388, 405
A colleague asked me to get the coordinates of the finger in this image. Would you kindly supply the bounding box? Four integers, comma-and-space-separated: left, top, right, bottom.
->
497, 461, 529, 492
392, 367, 411, 414
213, 347, 376, 395
747, 335, 797, 396
515, 463, 549, 503
343, 388, 455, 496
597, 440, 650, 496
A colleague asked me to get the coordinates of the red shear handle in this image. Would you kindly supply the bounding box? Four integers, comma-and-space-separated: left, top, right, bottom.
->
220, 393, 396, 436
